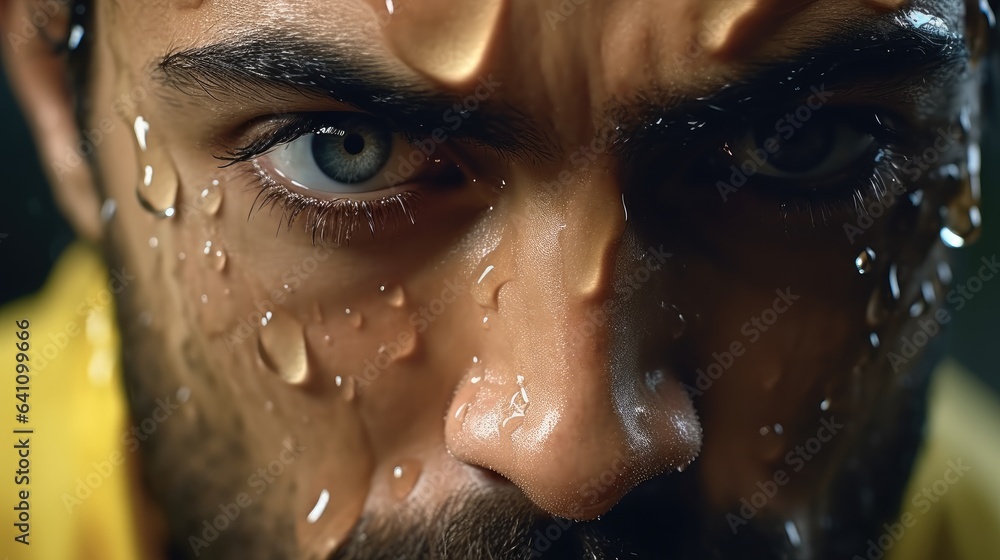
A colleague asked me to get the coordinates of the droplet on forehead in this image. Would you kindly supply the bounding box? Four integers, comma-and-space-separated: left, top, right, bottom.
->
382, 0, 505, 84
707, 0, 819, 59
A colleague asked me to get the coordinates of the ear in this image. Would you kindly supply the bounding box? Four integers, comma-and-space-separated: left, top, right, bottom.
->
0, 0, 101, 242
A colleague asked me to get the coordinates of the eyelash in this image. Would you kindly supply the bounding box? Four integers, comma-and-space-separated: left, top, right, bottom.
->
691, 107, 934, 227
242, 162, 421, 246
218, 113, 429, 247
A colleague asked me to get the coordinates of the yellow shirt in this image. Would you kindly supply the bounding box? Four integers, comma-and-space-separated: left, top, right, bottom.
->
0, 244, 997, 559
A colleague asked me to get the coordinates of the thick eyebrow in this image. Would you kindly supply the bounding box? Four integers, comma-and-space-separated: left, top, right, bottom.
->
153, 36, 553, 160
153, 11, 968, 164
608, 11, 971, 158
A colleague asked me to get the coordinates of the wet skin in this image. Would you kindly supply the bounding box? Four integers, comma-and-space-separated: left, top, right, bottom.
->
0, 0, 991, 558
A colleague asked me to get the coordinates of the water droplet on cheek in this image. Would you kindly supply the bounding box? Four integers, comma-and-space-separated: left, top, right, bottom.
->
472, 265, 506, 311
202, 241, 227, 271
334, 375, 356, 401
345, 308, 364, 329
389, 459, 423, 500
132, 116, 180, 218
200, 180, 223, 215
258, 312, 310, 385
940, 147, 984, 247
382, 285, 406, 308
940, 205, 983, 248
306, 489, 330, 524
100, 198, 117, 223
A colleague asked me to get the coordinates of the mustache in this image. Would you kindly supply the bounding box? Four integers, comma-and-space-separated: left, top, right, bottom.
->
325, 474, 792, 560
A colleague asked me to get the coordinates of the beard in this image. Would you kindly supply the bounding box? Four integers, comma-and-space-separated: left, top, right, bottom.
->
327, 384, 932, 560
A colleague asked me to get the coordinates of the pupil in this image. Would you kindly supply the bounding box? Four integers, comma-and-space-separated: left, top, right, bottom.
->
757, 119, 836, 174
343, 134, 365, 155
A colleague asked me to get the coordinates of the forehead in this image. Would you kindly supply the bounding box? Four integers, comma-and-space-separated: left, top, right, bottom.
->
107, 0, 967, 148
114, 0, 965, 81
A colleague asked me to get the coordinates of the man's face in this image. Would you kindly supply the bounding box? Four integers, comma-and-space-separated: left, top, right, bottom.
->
44, 0, 987, 557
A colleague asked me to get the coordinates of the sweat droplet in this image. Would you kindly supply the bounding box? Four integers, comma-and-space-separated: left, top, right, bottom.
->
855, 248, 876, 275
888, 264, 901, 300
785, 519, 802, 548
335, 375, 356, 401
384, 285, 406, 308
258, 312, 310, 385
937, 262, 953, 284
306, 489, 330, 524
203, 241, 227, 271
472, 264, 509, 311
133, 116, 179, 218
940, 206, 983, 248
100, 198, 117, 223
390, 459, 422, 500
200, 180, 223, 215
921, 281, 937, 305
346, 308, 364, 329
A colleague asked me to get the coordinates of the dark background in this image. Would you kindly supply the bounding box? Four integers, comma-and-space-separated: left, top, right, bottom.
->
0, 68, 998, 393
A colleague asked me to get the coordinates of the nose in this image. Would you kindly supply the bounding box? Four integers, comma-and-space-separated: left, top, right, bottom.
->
444, 169, 702, 519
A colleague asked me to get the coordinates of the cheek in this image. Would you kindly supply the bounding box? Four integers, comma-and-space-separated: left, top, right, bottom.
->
678, 171, 962, 514
145, 160, 496, 554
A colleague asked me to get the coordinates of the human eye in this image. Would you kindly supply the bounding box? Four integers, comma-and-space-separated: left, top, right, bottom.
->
701, 106, 920, 224
216, 111, 463, 246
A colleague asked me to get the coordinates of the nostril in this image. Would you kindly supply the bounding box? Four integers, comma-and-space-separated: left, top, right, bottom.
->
444, 366, 702, 520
